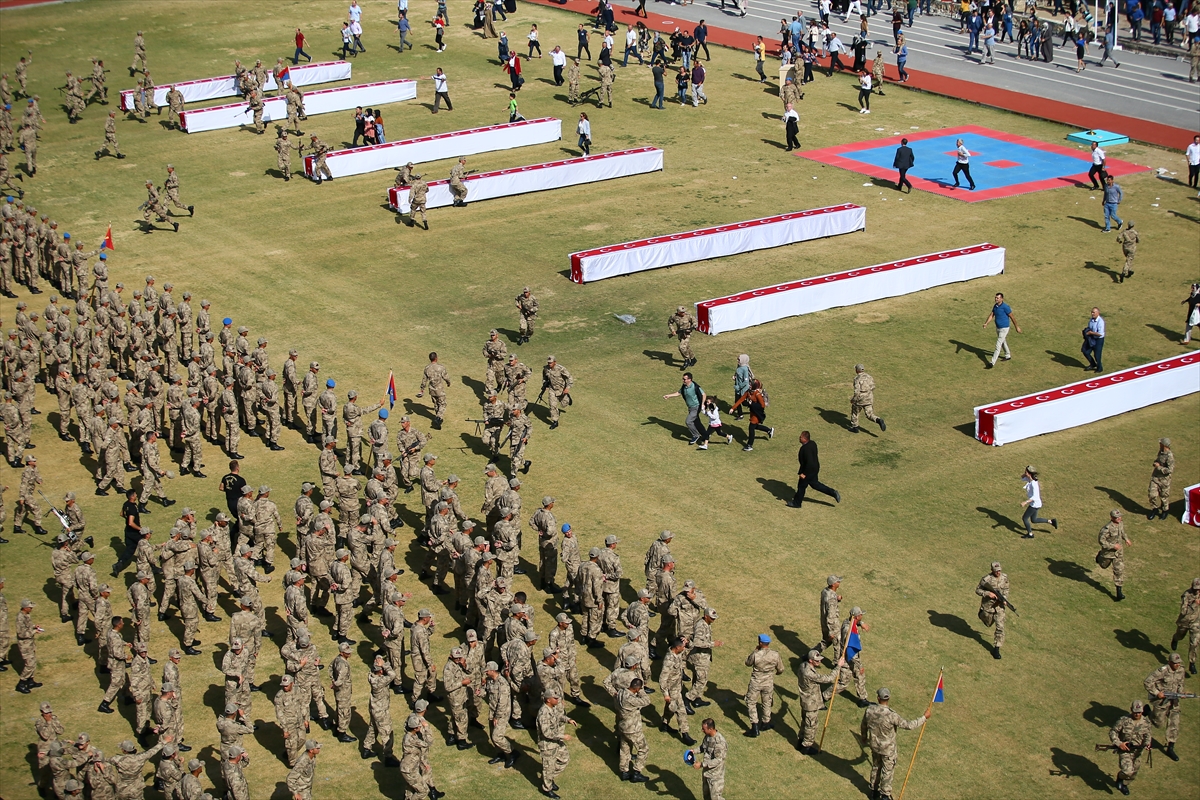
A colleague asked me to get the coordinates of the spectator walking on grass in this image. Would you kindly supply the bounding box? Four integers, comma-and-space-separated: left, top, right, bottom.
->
663, 373, 706, 445
576, 112, 590, 154
399, 13, 413, 52
732, 355, 753, 419
1181, 283, 1200, 343
1102, 175, 1123, 232
983, 292, 1021, 368
1082, 307, 1106, 372
730, 379, 772, 452
790, 431, 841, 507
857, 69, 872, 112
1020, 466, 1057, 538
294, 29, 312, 64
696, 398, 733, 450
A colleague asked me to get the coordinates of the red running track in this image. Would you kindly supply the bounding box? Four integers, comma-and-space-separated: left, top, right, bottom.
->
524, 0, 1191, 150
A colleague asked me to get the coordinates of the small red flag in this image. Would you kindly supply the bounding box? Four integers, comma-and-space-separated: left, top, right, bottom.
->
102, 225, 115, 250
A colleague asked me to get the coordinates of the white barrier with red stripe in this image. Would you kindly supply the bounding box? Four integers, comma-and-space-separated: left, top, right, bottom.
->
568, 204, 865, 284
1184, 484, 1200, 527
305, 117, 563, 180
179, 79, 415, 134
387, 148, 663, 213
974, 353, 1200, 447
695, 243, 1003, 335
119, 60, 352, 111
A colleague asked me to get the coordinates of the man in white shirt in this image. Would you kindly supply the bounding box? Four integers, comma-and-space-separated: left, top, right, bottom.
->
952, 138, 976, 190
828, 34, 846, 73
349, 1, 363, 22
1082, 307, 1106, 373
350, 19, 365, 53
783, 102, 800, 151
623, 25, 644, 66
1186, 134, 1200, 189
551, 46, 568, 85
1088, 142, 1107, 189
431, 68, 452, 113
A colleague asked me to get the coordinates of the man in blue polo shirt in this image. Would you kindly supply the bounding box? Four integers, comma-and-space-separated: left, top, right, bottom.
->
1082, 307, 1106, 372
662, 372, 706, 445
982, 292, 1021, 368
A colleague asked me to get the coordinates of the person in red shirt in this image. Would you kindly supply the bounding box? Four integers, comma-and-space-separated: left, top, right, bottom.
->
294, 28, 312, 65
504, 51, 523, 91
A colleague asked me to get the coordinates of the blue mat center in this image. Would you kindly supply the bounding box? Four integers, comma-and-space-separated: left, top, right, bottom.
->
842, 135, 1087, 188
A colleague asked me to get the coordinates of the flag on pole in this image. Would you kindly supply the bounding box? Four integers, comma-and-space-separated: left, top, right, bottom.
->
845, 617, 862, 661
102, 225, 115, 250
279, 66, 291, 85
386, 370, 396, 409
933, 673, 944, 703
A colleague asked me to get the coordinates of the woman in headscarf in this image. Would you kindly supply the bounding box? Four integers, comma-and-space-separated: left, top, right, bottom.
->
732, 355, 752, 420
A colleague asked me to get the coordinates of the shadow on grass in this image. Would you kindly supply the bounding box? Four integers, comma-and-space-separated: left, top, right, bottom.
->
1092, 485, 1144, 516
926, 610, 991, 652
813, 405, 852, 431
770, 624, 812, 672
1083, 700, 1126, 729
643, 349, 678, 367
762, 139, 789, 149
757, 478, 794, 504
953, 421, 977, 439
1046, 350, 1086, 369
1146, 323, 1184, 343
976, 506, 1023, 533
1048, 746, 1112, 791
1166, 209, 1200, 224
949, 339, 991, 365
813, 747, 872, 795
1113, 628, 1168, 662
1067, 215, 1104, 231
459, 375, 490, 405
1045, 557, 1113, 600
1083, 260, 1120, 282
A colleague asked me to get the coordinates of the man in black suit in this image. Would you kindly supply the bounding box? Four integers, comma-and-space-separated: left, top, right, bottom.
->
791, 431, 841, 508
893, 138, 915, 192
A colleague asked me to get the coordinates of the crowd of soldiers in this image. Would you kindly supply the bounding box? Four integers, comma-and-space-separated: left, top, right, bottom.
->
1, 24, 1196, 800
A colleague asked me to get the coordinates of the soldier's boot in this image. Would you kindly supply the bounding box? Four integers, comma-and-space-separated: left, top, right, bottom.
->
744, 722, 758, 738
360, 747, 373, 760
1160, 510, 1170, 520
1171, 635, 1179, 650
0, 658, 8, 671
1116, 780, 1130, 795
98, 700, 113, 713
877, 417, 886, 431
619, 771, 630, 781
1115, 586, 1125, 601
991, 646, 1001, 659
15, 678, 30, 692
681, 733, 697, 745
1166, 742, 1178, 761
336, 730, 355, 743
630, 770, 649, 783
1191, 662, 1197, 675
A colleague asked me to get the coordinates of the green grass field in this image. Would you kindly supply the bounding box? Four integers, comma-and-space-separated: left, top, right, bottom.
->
1, 1, 1198, 798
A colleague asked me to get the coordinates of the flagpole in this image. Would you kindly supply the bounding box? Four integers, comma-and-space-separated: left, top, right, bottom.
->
817, 625, 852, 751
897, 667, 942, 800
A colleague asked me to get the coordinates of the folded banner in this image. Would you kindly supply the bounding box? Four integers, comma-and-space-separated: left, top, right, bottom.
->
1185, 484, 1200, 528
387, 147, 663, 213
696, 243, 1004, 335
180, 79, 415, 134
974, 353, 1200, 446
119, 60, 352, 111
568, 204, 865, 284
306, 117, 563, 180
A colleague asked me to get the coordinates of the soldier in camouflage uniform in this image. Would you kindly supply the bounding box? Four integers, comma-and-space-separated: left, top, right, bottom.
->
819, 575, 841, 655
617, 678, 652, 782
667, 306, 697, 368
686, 608, 721, 707
286, 740, 320, 800
418, 352, 449, 430
502, 354, 532, 411
443, 647, 473, 749
274, 675, 306, 766
743, 634, 783, 737
541, 356, 572, 430
536, 688, 576, 797
506, 404, 531, 477
1096, 509, 1131, 601
836, 607, 869, 707
330, 640, 356, 742
1147, 437, 1174, 520
976, 561, 1010, 660
483, 330, 508, 394
364, 655, 399, 764
660, 637, 694, 744
516, 287, 538, 345
860, 687, 929, 798
1144, 653, 1186, 761
1109, 700, 1152, 795
1171, 578, 1200, 674
796, 649, 840, 754
850, 364, 886, 433
485, 660, 516, 766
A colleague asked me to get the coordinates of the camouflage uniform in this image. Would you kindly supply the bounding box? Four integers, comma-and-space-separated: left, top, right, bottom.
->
860, 693, 927, 797
976, 565, 1009, 651
1095, 512, 1129, 595
1148, 441, 1174, 517
667, 307, 696, 366
743, 642, 783, 727
1109, 705, 1152, 789
1171, 579, 1200, 669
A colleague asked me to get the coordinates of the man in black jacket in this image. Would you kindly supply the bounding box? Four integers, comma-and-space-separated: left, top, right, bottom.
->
892, 138, 914, 192
791, 431, 841, 508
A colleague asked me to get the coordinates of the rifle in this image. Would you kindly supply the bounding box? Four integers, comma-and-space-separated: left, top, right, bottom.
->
1095, 742, 1152, 767
533, 380, 550, 406
1160, 692, 1200, 701
39, 491, 93, 548
991, 590, 1019, 617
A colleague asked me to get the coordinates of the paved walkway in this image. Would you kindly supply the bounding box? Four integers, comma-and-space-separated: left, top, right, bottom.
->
527, 0, 1197, 148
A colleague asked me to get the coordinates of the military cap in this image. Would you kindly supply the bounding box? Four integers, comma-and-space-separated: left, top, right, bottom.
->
485, 463, 498, 473
347, 389, 357, 399
1160, 438, 1171, 447
636, 588, 650, 599
523, 630, 538, 643
1111, 509, 1122, 518
495, 576, 508, 587
623, 653, 640, 667
1130, 700, 1144, 713
325, 379, 335, 388
280, 674, 295, 686
827, 575, 841, 586
40, 701, 53, 713
1193, 578, 1200, 590
509, 478, 521, 488
169, 648, 183, 659
21, 598, 33, 608
466, 629, 478, 641
406, 714, 422, 729
541, 496, 555, 507
991, 561, 1002, 570
339, 640, 352, 653
850, 606, 863, 617
547, 355, 556, 363
414, 699, 429, 712
588, 547, 601, 558
135, 568, 151, 581
162, 681, 176, 693
215, 512, 230, 523
434, 501, 448, 513
76, 732, 91, 744
119, 740, 138, 753
188, 758, 204, 772
605, 534, 619, 545
310, 361, 319, 369
561, 523, 572, 533
541, 646, 557, 660
683, 580, 696, 589
807, 649, 823, 662
424, 453, 437, 463
626, 629, 639, 641
758, 634, 771, 644
319, 500, 333, 510
162, 742, 178, 756
335, 548, 350, 559
304, 740, 320, 751
418, 608, 432, 619
226, 745, 245, 758
451, 647, 465, 659
461, 520, 476, 532
63, 779, 82, 794
705, 608, 719, 619
481, 552, 495, 563
486, 660, 500, 672
555, 612, 570, 624
877, 687, 891, 700
543, 687, 563, 700
181, 561, 196, 571
49, 742, 65, 756
1169, 653, 1183, 664
359, 513, 373, 524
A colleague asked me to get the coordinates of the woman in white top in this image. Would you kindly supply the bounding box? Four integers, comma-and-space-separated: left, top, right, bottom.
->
1020, 466, 1057, 538
527, 24, 542, 58
696, 397, 733, 450
576, 112, 591, 156
857, 70, 872, 113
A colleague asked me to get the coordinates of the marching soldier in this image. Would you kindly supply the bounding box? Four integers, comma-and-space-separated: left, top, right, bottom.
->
141, 181, 177, 232
449, 156, 470, 207
506, 404, 531, 476
516, 287, 538, 345
15, 598, 43, 692
1096, 509, 1131, 601
667, 306, 697, 368
860, 687, 930, 799
330, 640, 356, 742
85, 58, 107, 105
15, 453, 46, 534
1109, 700, 1152, 796
418, 352, 449, 430
246, 90, 265, 134
820, 575, 842, 656
1171, 578, 1200, 674
275, 129, 299, 181
850, 364, 886, 433
976, 561, 1010, 660
163, 165, 193, 216
407, 174, 429, 229
1115, 221, 1138, 282
796, 649, 840, 754
1148, 437, 1174, 521
1144, 653, 1186, 761
503, 354, 532, 410
165, 86, 184, 130
483, 329, 508, 394
541, 356, 572, 430
743, 634, 783, 738
130, 31, 148, 76
568, 58, 581, 103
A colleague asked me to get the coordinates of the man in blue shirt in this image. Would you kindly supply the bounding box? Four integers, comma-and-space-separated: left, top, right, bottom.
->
1082, 307, 1106, 372
983, 292, 1022, 368
662, 372, 706, 445
694, 21, 710, 61
1102, 175, 1124, 233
